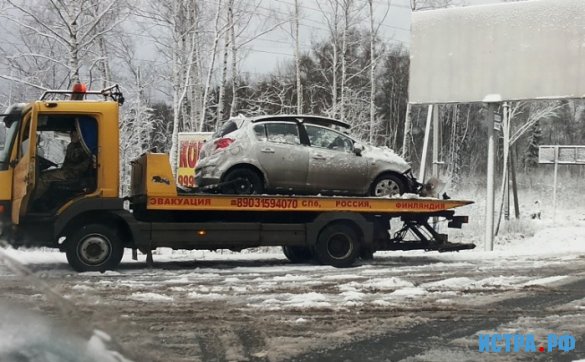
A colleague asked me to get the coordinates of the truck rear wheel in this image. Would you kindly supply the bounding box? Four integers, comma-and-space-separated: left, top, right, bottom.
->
282, 246, 314, 263
65, 224, 124, 272
315, 224, 360, 268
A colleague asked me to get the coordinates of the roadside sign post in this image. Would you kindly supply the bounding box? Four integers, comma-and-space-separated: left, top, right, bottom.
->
419, 105, 433, 182
539, 145, 585, 221
553, 148, 558, 221
485, 103, 497, 251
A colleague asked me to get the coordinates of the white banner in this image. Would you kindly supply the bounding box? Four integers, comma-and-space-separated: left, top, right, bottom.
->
409, 0, 585, 104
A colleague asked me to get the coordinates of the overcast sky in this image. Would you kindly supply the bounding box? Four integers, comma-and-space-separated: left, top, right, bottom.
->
240, 0, 507, 75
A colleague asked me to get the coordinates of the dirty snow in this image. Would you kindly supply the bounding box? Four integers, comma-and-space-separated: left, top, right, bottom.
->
1, 185, 585, 360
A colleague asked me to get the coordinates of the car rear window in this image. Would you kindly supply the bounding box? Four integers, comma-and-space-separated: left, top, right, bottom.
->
264, 123, 300, 145
214, 120, 238, 138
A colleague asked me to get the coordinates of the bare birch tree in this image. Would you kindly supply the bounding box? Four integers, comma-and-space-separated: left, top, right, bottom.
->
198, 0, 225, 132
229, 3, 239, 117
136, 0, 202, 169
340, 0, 355, 121
3, 0, 127, 87
367, 0, 391, 144
216, 0, 234, 128
293, 0, 302, 114
316, 0, 341, 118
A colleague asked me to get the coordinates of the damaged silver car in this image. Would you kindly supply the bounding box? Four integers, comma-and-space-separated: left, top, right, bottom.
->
195, 115, 419, 196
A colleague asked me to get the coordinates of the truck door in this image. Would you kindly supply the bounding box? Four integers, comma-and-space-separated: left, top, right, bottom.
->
11, 110, 37, 224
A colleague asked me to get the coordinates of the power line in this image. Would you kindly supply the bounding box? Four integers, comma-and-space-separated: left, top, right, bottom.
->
129, 12, 408, 45
193, 0, 411, 33
240, 46, 295, 57
274, 0, 410, 13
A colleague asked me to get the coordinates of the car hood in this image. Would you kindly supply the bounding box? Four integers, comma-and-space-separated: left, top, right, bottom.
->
361, 145, 411, 172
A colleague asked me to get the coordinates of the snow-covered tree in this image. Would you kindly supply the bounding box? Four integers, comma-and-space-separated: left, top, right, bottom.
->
2, 0, 128, 88
523, 121, 542, 171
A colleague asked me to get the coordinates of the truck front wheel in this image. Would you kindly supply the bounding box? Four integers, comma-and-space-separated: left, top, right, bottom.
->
315, 224, 360, 268
65, 224, 124, 272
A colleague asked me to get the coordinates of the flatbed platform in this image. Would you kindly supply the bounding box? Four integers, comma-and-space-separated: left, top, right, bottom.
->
145, 194, 473, 213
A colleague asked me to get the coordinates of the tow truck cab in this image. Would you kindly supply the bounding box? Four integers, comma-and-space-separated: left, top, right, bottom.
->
0, 86, 123, 244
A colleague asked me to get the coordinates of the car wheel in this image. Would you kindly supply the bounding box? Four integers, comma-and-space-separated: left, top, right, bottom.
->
314, 224, 360, 268
370, 174, 406, 197
65, 224, 124, 272
282, 246, 314, 263
222, 168, 264, 195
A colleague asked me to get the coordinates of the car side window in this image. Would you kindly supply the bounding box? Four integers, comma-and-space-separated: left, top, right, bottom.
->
265, 123, 300, 145
305, 125, 353, 153
253, 124, 267, 141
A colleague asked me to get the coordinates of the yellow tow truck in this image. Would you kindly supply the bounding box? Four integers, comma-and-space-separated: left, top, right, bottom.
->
0, 85, 474, 272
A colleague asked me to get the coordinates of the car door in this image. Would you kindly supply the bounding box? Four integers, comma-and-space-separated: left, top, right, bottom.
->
12, 110, 37, 224
304, 124, 368, 194
252, 121, 309, 190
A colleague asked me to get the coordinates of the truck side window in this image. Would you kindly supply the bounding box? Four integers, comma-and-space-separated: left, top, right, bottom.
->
19, 118, 31, 159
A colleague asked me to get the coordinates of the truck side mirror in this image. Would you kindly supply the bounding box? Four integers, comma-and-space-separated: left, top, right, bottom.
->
353, 143, 364, 156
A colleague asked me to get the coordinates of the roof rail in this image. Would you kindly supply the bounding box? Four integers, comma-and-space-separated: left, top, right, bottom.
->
39, 84, 125, 105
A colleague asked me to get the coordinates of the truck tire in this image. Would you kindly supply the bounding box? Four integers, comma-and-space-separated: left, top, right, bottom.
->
65, 224, 124, 272
282, 246, 314, 263
315, 224, 360, 268
360, 248, 375, 260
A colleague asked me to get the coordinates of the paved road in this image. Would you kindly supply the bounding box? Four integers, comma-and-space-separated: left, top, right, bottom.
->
300, 277, 585, 362
1, 250, 584, 361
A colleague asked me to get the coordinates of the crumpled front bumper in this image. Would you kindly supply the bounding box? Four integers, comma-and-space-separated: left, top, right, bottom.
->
403, 171, 449, 198
403, 170, 423, 194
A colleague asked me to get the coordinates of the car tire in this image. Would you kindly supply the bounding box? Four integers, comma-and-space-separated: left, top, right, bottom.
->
65, 224, 124, 272
314, 224, 360, 268
222, 168, 264, 195
282, 246, 314, 263
370, 174, 406, 197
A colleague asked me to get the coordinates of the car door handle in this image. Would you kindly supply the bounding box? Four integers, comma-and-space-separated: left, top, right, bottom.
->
261, 148, 275, 153
312, 154, 326, 160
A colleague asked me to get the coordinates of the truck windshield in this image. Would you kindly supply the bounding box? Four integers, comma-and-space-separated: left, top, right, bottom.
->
0, 112, 21, 171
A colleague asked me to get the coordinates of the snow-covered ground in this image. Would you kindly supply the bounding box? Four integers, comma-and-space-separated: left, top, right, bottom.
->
1, 182, 585, 361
